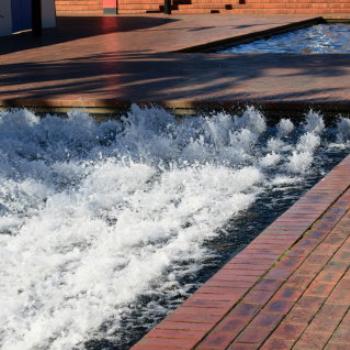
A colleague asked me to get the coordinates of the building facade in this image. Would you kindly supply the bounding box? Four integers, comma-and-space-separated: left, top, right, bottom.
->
0, 0, 56, 36
54, 0, 350, 15
55, 0, 118, 15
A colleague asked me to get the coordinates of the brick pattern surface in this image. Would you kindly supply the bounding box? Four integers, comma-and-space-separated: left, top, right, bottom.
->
4, 15, 350, 109
118, 0, 350, 15
56, 0, 103, 15
132, 155, 350, 350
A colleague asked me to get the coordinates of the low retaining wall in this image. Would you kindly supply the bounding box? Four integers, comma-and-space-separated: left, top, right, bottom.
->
117, 0, 350, 15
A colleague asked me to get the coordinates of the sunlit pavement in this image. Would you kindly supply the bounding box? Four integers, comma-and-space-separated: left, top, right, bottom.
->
2, 15, 350, 110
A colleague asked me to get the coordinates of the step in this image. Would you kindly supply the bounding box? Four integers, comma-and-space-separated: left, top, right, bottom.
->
118, 8, 162, 13
178, 3, 233, 9
231, 7, 350, 13
56, 11, 103, 16
119, 3, 161, 10
117, 0, 350, 14
119, 0, 162, 3
172, 8, 223, 12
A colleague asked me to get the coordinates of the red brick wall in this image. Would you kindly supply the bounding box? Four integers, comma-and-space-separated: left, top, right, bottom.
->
56, 0, 103, 15
118, 0, 162, 13
55, 0, 350, 15
118, 0, 350, 14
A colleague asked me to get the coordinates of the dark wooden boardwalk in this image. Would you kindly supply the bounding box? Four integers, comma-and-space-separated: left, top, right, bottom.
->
132, 155, 350, 350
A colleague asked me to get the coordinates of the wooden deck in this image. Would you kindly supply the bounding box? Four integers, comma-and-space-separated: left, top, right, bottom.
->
132, 155, 350, 350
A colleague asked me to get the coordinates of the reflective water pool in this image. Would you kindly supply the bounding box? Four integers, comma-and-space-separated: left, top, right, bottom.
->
219, 24, 350, 54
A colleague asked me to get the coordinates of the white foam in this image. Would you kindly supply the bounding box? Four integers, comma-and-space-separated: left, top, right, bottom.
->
271, 175, 302, 186
336, 117, 350, 143
259, 152, 281, 168
0, 106, 348, 349
296, 133, 321, 153
304, 110, 325, 134
277, 118, 294, 137
266, 137, 287, 153
286, 150, 314, 174
285, 112, 325, 174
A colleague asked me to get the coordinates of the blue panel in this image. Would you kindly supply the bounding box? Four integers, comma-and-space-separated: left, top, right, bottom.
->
12, 0, 32, 33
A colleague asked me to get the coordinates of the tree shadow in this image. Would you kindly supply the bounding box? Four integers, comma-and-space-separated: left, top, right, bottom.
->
0, 16, 178, 55
1, 51, 350, 107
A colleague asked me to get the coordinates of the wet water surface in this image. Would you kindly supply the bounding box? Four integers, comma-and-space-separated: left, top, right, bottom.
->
219, 24, 350, 54
0, 106, 350, 350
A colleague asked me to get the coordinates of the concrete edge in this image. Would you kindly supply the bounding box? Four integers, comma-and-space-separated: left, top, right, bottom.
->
175, 17, 325, 53
2, 99, 350, 117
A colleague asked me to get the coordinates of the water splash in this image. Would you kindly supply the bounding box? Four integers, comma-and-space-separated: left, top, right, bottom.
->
219, 24, 350, 54
0, 106, 349, 350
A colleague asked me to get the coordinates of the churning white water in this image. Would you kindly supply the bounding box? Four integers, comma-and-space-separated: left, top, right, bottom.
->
0, 106, 349, 350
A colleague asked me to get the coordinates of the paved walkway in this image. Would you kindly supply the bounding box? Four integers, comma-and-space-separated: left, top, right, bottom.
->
2, 15, 350, 110
132, 155, 350, 350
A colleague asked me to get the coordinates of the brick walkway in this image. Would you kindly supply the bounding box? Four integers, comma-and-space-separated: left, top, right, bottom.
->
132, 155, 350, 350
2, 15, 350, 111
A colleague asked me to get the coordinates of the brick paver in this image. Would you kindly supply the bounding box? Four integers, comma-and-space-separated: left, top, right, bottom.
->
3, 15, 350, 111
132, 155, 350, 350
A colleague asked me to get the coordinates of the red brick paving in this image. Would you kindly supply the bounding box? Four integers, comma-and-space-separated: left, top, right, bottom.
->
131, 156, 350, 350
3, 15, 350, 111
